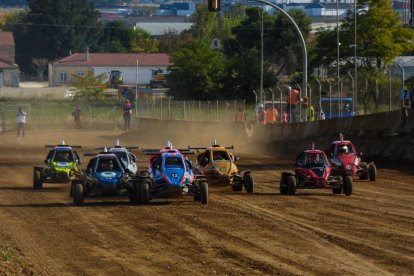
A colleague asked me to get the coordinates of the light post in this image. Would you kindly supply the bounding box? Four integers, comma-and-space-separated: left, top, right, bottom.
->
260, 6, 264, 102
337, 76, 342, 117
135, 59, 139, 117
348, 72, 355, 114
384, 66, 392, 111
336, 0, 340, 114
354, 0, 357, 117
256, 0, 308, 97
315, 78, 322, 119
306, 83, 312, 121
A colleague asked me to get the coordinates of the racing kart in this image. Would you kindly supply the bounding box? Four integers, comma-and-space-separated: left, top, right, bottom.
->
33, 142, 82, 189
135, 142, 209, 205
326, 134, 377, 181
280, 148, 352, 195
71, 149, 137, 206
189, 141, 253, 193
96, 138, 138, 175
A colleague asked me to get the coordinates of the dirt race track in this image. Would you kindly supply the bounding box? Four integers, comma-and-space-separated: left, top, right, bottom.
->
0, 129, 413, 275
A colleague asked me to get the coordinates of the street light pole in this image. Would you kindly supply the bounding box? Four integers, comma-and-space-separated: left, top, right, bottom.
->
260, 6, 264, 103
354, 0, 358, 116
348, 72, 354, 114
337, 0, 340, 116
135, 59, 139, 117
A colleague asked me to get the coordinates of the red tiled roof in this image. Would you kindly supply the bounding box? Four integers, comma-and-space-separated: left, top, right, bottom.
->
54, 53, 171, 67
0, 32, 15, 46
0, 60, 15, 68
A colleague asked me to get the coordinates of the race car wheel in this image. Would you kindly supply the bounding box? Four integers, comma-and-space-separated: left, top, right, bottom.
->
280, 173, 289, 194
73, 183, 84, 206
140, 181, 151, 205
33, 170, 43, 190
199, 182, 208, 205
343, 176, 353, 196
243, 173, 254, 194
359, 162, 368, 180
368, 163, 377, 182
287, 175, 296, 195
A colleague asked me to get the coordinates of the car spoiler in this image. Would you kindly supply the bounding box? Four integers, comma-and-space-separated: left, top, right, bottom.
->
188, 145, 234, 150
45, 145, 82, 148
96, 146, 138, 150
143, 149, 193, 155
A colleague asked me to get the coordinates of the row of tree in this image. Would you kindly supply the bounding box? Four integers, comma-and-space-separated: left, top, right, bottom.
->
1, 0, 413, 102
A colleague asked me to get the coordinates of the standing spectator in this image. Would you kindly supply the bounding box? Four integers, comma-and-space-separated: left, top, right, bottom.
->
72, 105, 83, 129
266, 104, 278, 124
123, 100, 132, 131
287, 86, 299, 123
17, 106, 26, 137
257, 104, 266, 125
235, 105, 245, 123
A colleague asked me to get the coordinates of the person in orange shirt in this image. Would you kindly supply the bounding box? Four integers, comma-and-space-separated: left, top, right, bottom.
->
235, 105, 245, 123
287, 86, 299, 123
266, 105, 278, 124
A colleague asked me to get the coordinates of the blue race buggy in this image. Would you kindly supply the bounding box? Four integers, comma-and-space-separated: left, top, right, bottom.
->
135, 143, 208, 205
71, 149, 137, 206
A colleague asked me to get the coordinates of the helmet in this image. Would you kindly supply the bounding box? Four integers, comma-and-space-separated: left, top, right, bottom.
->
287, 86, 292, 90
341, 145, 348, 153
258, 104, 264, 109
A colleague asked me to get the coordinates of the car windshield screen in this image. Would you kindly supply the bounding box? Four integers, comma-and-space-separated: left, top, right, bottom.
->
165, 157, 182, 168
213, 151, 230, 161
53, 150, 73, 162
306, 153, 327, 166
114, 152, 127, 163
97, 159, 120, 172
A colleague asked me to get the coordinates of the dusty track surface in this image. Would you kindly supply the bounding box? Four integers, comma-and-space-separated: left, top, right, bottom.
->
0, 129, 413, 275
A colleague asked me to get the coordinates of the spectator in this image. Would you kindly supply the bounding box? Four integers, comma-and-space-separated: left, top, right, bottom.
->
72, 106, 83, 129
287, 86, 299, 123
16, 106, 26, 138
123, 100, 132, 131
257, 104, 266, 125
235, 105, 245, 123
266, 105, 278, 124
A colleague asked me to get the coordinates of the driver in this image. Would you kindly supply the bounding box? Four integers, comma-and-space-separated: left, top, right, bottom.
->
339, 145, 348, 155
102, 160, 115, 171
213, 152, 224, 161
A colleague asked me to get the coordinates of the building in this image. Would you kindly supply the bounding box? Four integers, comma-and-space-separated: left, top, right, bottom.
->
0, 32, 19, 87
157, 1, 196, 16
48, 52, 171, 87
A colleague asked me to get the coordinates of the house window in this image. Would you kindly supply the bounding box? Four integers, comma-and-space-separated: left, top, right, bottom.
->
77, 71, 85, 77
60, 72, 68, 83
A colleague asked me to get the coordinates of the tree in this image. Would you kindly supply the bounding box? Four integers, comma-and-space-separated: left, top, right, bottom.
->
130, 28, 159, 53
312, 0, 414, 71
31, 58, 48, 81
4, 0, 103, 73
100, 21, 135, 53
158, 31, 193, 54
223, 49, 278, 101
225, 8, 311, 76
70, 71, 108, 101
167, 41, 226, 100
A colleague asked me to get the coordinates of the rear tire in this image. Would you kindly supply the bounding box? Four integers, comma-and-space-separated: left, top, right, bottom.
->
140, 181, 151, 205
343, 175, 353, 196
243, 173, 254, 194
287, 175, 296, 195
33, 170, 43, 190
368, 163, 377, 182
199, 182, 208, 204
359, 162, 368, 180
73, 183, 84, 206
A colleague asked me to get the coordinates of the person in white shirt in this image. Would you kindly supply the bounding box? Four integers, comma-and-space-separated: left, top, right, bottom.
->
17, 106, 26, 137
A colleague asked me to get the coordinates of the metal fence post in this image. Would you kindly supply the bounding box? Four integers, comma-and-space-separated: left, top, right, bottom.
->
89, 104, 92, 129
324, 78, 332, 118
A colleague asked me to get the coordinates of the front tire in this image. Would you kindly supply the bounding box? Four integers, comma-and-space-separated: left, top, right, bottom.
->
33, 170, 43, 190
343, 175, 353, 196
243, 173, 254, 194
198, 182, 208, 204
139, 180, 151, 205
287, 175, 296, 195
280, 173, 289, 194
73, 183, 84, 206
368, 163, 377, 182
